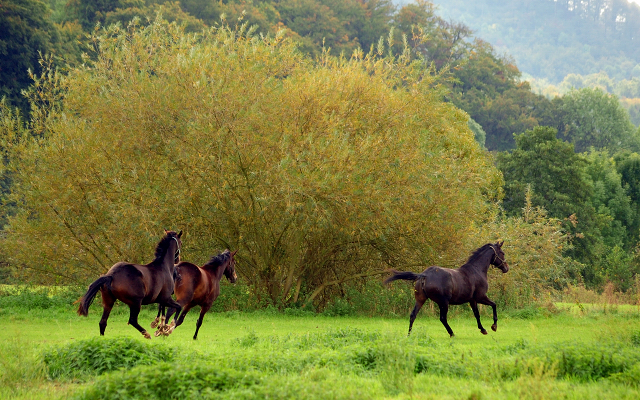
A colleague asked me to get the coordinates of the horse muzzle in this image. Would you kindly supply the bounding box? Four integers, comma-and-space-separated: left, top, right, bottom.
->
499, 263, 509, 273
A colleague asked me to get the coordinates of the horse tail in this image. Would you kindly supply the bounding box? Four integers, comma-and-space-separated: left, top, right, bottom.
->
384, 270, 420, 285
77, 276, 113, 316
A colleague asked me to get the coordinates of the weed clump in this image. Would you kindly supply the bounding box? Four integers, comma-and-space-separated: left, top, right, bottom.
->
554, 345, 630, 380
43, 337, 170, 380
508, 306, 541, 320
608, 363, 640, 387
524, 343, 640, 381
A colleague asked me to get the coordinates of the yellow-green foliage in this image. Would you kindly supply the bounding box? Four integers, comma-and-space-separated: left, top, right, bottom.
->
1, 20, 502, 305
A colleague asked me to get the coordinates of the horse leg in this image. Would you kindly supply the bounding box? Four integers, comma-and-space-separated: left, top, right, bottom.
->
158, 306, 178, 336
478, 297, 499, 332
127, 302, 150, 339
150, 305, 164, 329
99, 290, 115, 336
158, 299, 183, 335
408, 298, 426, 337
175, 304, 194, 328
470, 301, 487, 335
165, 306, 177, 327
193, 305, 210, 340
437, 301, 455, 337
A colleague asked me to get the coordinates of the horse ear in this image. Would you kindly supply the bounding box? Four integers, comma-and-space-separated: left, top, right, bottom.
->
498, 240, 504, 247
164, 229, 168, 234
231, 250, 238, 256
177, 230, 183, 238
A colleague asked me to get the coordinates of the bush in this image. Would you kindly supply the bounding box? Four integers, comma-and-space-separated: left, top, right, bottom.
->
0, 286, 84, 310
1, 19, 502, 314
43, 337, 171, 380
74, 362, 260, 400
322, 298, 356, 317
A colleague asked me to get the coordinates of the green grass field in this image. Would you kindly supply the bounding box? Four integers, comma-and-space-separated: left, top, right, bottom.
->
1, 301, 640, 399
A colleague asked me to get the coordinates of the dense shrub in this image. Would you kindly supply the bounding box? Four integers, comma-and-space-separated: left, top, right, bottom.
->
43, 337, 172, 380
0, 19, 502, 311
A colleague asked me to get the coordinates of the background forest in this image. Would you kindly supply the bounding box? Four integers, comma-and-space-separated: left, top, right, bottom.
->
1, 0, 640, 311
427, 0, 640, 125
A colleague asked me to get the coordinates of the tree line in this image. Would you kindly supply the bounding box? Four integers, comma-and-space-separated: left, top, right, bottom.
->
431, 0, 640, 82
1, 0, 640, 306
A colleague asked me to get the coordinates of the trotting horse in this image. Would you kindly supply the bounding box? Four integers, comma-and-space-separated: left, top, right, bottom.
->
153, 249, 237, 339
385, 241, 509, 337
77, 230, 184, 339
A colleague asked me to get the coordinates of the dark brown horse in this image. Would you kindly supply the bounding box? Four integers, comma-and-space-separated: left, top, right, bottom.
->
385, 241, 509, 337
154, 249, 238, 339
77, 230, 184, 339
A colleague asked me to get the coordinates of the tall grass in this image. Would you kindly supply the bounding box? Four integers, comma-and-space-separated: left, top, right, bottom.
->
0, 338, 48, 398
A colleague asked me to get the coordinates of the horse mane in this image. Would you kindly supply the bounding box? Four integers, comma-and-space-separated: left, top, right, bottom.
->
463, 243, 493, 266
154, 231, 178, 261
203, 249, 231, 268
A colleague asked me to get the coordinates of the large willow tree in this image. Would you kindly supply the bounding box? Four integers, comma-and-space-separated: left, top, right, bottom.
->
1, 19, 503, 306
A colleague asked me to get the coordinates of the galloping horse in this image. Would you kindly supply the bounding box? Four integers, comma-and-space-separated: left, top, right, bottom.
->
77, 230, 184, 339
385, 241, 509, 337
153, 249, 237, 339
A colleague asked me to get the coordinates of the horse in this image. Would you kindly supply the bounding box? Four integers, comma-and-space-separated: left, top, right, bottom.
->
77, 230, 184, 339
385, 241, 509, 338
153, 249, 237, 339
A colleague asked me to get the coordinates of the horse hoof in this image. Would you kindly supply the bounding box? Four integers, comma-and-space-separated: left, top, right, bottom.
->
154, 329, 163, 337
143, 331, 151, 339
481, 329, 488, 335
150, 318, 159, 329
491, 324, 497, 332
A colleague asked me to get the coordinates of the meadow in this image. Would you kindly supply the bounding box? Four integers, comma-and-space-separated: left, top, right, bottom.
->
1, 288, 640, 400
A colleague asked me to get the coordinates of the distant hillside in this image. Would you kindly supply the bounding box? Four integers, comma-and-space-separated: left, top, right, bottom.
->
409, 0, 640, 83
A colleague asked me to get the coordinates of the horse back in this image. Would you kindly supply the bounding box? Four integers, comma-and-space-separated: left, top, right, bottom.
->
419, 266, 475, 305
105, 262, 147, 301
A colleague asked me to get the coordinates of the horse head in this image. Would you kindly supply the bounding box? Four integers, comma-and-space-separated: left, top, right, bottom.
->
224, 250, 238, 283
490, 241, 509, 273
162, 229, 183, 264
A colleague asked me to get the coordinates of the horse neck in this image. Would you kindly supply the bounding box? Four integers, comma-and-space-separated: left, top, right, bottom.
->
461, 249, 493, 276
202, 261, 226, 282
159, 241, 178, 272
